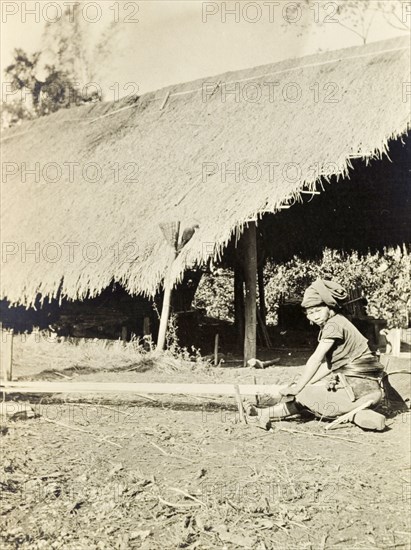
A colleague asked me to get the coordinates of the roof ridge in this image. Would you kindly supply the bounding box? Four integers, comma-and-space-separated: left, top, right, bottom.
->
1, 38, 409, 140
1, 35, 409, 138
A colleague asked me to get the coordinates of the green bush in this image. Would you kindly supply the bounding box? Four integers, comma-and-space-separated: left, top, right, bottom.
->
267, 246, 410, 329
194, 247, 410, 329
193, 268, 234, 322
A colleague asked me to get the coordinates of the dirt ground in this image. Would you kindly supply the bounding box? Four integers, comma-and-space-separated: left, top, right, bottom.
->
1, 354, 410, 550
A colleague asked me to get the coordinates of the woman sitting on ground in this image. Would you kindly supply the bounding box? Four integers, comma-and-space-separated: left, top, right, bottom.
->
248, 279, 386, 431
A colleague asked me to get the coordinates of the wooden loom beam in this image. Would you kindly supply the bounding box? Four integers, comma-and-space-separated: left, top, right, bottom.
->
1, 381, 284, 398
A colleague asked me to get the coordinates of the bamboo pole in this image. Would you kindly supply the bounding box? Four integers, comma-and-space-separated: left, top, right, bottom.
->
243, 222, 257, 366
157, 222, 180, 350
0, 381, 284, 397
157, 264, 175, 350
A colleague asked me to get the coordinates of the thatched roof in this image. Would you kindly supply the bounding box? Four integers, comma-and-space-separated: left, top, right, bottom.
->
1, 36, 410, 306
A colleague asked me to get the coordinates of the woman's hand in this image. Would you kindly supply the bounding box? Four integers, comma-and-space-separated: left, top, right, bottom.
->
279, 385, 301, 397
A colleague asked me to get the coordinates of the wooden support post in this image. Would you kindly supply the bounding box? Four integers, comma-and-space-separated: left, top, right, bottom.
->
121, 326, 127, 343
9, 332, 13, 380
243, 222, 257, 367
234, 263, 245, 348
257, 260, 266, 326
1, 329, 14, 381
214, 334, 219, 366
257, 308, 272, 349
143, 317, 151, 336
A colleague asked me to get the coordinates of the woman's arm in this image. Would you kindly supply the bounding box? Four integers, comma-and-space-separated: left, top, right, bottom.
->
281, 339, 335, 395
308, 361, 332, 384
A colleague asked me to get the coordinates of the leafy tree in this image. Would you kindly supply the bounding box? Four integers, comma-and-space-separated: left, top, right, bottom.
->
2, 49, 80, 126
264, 247, 411, 328
2, 46, 100, 128
40, 1, 94, 84
0, 98, 34, 128
2, 1, 102, 128
195, 247, 411, 329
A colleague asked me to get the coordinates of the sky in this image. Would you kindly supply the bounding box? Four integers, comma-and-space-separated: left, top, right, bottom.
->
1, 0, 408, 97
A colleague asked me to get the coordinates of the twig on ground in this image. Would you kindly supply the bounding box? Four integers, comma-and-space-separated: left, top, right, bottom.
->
320, 532, 329, 550
169, 487, 206, 507
288, 520, 309, 530
53, 371, 73, 379
277, 426, 362, 444
178, 393, 203, 402
125, 394, 159, 404
147, 440, 195, 463
226, 498, 241, 511
136, 393, 159, 402
197, 395, 227, 402
295, 456, 330, 462
158, 496, 200, 508
97, 404, 129, 415
41, 417, 122, 448
284, 463, 297, 496
272, 522, 289, 534
98, 435, 124, 447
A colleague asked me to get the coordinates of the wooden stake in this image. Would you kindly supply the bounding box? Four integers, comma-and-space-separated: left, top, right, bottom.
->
242, 222, 257, 367
214, 334, 219, 366
253, 376, 259, 406
234, 384, 247, 424
391, 328, 401, 357
121, 326, 127, 343
1, 329, 14, 382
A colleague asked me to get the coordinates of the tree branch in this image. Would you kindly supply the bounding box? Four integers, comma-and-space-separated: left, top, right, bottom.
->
336, 20, 367, 43
382, 10, 409, 31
